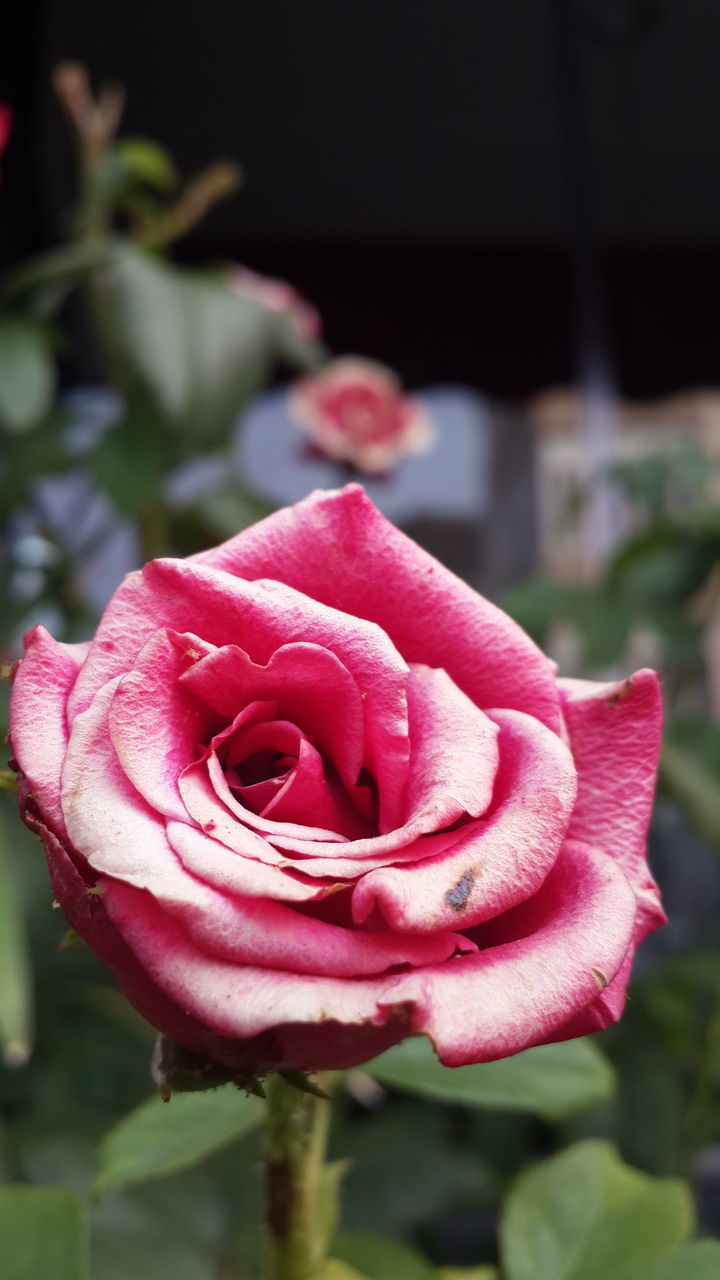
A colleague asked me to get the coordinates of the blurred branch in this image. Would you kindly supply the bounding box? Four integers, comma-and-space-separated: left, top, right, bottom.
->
136, 160, 243, 248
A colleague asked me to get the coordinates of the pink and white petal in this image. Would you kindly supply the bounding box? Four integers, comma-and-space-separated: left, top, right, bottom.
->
181, 641, 366, 789
559, 668, 665, 935
70, 560, 411, 831
352, 707, 576, 931
27, 812, 227, 1057
62, 678, 186, 887
192, 485, 561, 732
548, 949, 635, 1043
251, 665, 501, 864
103, 875, 474, 979
261, 741, 373, 838
96, 879, 419, 1042
61, 679, 420, 978
399, 839, 637, 1066
10, 627, 90, 842
109, 629, 218, 822
181, 758, 346, 853
167, 821, 344, 902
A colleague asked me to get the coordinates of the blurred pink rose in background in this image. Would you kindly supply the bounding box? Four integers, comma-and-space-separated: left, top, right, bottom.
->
229, 264, 321, 341
289, 357, 436, 474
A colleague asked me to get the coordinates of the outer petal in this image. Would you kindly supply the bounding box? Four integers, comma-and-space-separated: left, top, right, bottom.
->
352, 707, 576, 931
10, 627, 89, 842
192, 485, 562, 732
404, 839, 638, 1065
558, 668, 665, 936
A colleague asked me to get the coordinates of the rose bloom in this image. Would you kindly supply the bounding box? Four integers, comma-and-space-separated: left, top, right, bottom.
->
289, 358, 435, 474
229, 265, 321, 342
9, 487, 663, 1072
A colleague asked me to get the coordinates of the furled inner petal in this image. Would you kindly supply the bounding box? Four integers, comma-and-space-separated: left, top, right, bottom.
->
109, 628, 219, 822
254, 664, 501, 864
68, 560, 412, 831
351, 707, 577, 931
180, 641, 366, 791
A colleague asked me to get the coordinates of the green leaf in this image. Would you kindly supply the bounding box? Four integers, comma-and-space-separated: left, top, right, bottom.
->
90, 396, 175, 516
365, 1037, 615, 1120
316, 1263, 370, 1280
438, 1270, 499, 1280
93, 1084, 263, 1194
0, 1185, 89, 1280
0, 317, 54, 432
334, 1233, 437, 1280
660, 742, 720, 848
500, 1140, 693, 1280
0, 818, 33, 1066
638, 1240, 720, 1279
102, 248, 284, 447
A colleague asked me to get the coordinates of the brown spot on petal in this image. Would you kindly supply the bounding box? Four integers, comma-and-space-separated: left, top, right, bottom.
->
591, 966, 609, 990
446, 868, 476, 911
605, 679, 632, 706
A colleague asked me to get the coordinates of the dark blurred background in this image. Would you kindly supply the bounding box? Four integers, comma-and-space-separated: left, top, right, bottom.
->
3, 0, 720, 398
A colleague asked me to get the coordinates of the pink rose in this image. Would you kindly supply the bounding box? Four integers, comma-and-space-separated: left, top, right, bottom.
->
289, 358, 435, 474
229, 265, 321, 342
9, 487, 663, 1072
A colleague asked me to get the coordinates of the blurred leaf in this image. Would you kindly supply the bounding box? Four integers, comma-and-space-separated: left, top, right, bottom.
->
93, 1084, 263, 1194
89, 1187, 210, 1280
365, 1038, 615, 1120
438, 1270, 499, 1280
608, 526, 716, 604
0, 317, 54, 432
90, 394, 174, 516
101, 247, 295, 447
336, 1099, 488, 1234
0, 817, 33, 1066
660, 743, 720, 848
334, 1232, 437, 1280
315, 1263, 369, 1280
638, 1240, 720, 1279
0, 1185, 89, 1279
500, 1140, 693, 1280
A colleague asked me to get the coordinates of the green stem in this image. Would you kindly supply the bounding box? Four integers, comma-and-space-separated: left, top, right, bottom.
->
265, 1075, 332, 1280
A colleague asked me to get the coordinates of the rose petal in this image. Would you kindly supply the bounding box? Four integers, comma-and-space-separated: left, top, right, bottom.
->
255, 665, 500, 863
68, 560, 411, 831
109, 629, 218, 822
193, 485, 562, 731
167, 820, 343, 902
558, 668, 665, 936
10, 627, 89, 842
352, 707, 576, 931
181, 641, 366, 790
401, 839, 638, 1065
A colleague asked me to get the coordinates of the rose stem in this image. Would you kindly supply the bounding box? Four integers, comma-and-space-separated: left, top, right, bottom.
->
265, 1072, 333, 1280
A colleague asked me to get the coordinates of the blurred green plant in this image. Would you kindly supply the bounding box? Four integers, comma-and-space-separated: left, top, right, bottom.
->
0, 63, 324, 649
